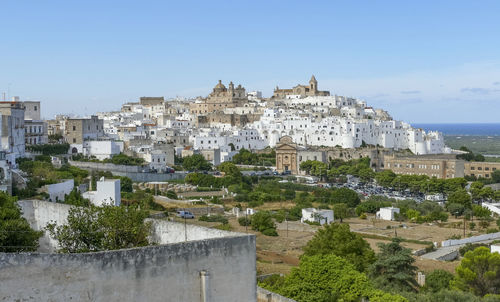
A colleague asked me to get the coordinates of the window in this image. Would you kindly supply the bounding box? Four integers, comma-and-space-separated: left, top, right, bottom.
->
73, 126, 76, 131
72, 138, 76, 143
34, 106, 37, 111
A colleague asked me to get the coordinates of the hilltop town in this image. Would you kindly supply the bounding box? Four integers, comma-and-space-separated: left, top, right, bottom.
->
2, 77, 500, 302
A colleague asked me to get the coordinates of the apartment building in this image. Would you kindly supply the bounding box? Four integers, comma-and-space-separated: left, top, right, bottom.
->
0, 101, 25, 162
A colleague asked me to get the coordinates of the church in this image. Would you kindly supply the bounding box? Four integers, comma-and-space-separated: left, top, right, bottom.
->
272, 75, 330, 99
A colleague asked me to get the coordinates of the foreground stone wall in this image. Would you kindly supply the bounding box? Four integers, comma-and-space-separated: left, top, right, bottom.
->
0, 235, 256, 302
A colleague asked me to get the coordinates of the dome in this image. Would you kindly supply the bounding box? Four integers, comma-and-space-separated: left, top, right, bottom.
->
214, 80, 226, 90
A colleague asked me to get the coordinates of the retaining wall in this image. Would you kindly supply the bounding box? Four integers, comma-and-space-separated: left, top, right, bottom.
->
441, 232, 500, 247
0, 236, 256, 302
257, 287, 297, 302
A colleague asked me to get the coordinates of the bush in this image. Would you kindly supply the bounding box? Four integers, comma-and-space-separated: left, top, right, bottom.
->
459, 243, 488, 256
165, 190, 178, 199
262, 228, 278, 236
238, 217, 252, 226
198, 215, 228, 224
213, 224, 232, 231
360, 213, 367, 219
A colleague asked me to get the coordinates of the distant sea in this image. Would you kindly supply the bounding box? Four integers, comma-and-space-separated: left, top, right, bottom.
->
413, 123, 500, 136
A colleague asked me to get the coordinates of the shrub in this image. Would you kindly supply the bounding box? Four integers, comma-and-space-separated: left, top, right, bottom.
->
238, 217, 252, 226
360, 213, 367, 219
213, 224, 232, 231
165, 190, 178, 199
198, 215, 228, 224
459, 243, 488, 256
262, 228, 278, 236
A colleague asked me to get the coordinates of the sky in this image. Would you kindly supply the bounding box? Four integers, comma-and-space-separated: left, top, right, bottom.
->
1, 0, 500, 123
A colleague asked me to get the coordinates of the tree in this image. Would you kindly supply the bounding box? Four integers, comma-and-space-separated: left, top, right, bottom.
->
375, 170, 397, 187
423, 269, 454, 292
303, 223, 375, 272
250, 211, 277, 236
263, 254, 406, 302
492, 170, 500, 184
332, 203, 349, 222
217, 162, 242, 178
0, 192, 43, 252
46, 204, 151, 253
182, 154, 212, 171
447, 189, 472, 212
451, 246, 500, 296
119, 176, 133, 192
369, 238, 418, 292
63, 188, 90, 207
331, 187, 361, 207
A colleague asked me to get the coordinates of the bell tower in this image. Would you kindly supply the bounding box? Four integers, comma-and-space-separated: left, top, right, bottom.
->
309, 75, 318, 93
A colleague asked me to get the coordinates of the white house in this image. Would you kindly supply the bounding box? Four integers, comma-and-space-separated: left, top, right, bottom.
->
482, 203, 500, 216
376, 207, 400, 221
491, 244, 500, 254
301, 208, 334, 225
83, 140, 124, 160
83, 177, 121, 206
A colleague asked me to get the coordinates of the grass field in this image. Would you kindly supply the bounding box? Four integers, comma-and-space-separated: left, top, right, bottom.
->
445, 135, 500, 156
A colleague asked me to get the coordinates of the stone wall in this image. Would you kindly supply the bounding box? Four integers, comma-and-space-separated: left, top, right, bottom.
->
4, 200, 257, 302
0, 236, 256, 302
68, 160, 186, 182
257, 287, 297, 302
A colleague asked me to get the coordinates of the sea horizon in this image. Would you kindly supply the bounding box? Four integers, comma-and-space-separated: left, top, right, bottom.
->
413, 123, 500, 136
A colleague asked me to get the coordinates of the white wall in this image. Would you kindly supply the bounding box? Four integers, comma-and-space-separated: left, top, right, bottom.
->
46, 179, 74, 202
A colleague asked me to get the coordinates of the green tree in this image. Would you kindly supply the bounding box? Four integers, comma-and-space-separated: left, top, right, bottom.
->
332, 203, 349, 222
264, 254, 406, 302
182, 154, 212, 171
63, 188, 90, 207
0, 192, 43, 252
303, 223, 375, 272
451, 246, 500, 296
492, 170, 500, 184
447, 189, 472, 212
217, 162, 242, 178
423, 269, 454, 292
331, 187, 361, 207
251, 211, 277, 236
369, 238, 418, 292
119, 176, 133, 193
375, 170, 397, 187
46, 204, 151, 253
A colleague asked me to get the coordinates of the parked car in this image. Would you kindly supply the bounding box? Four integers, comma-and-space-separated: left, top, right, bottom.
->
176, 210, 195, 219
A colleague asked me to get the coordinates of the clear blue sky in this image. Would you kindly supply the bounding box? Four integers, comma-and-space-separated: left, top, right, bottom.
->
1, 0, 500, 123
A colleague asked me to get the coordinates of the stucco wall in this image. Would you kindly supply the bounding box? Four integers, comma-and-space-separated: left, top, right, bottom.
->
18, 199, 71, 253
6, 200, 257, 302
45, 179, 74, 202
257, 287, 297, 302
0, 234, 256, 302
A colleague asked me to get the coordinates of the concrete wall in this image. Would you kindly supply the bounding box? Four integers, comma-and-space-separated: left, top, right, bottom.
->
7, 200, 257, 302
0, 235, 256, 302
69, 160, 185, 182
18, 200, 71, 253
257, 287, 297, 302
45, 179, 74, 202
441, 231, 500, 247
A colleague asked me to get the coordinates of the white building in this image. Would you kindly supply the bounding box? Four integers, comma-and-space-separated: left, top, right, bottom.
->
82, 140, 124, 160
301, 208, 334, 225
376, 207, 400, 221
83, 178, 121, 206
43, 179, 75, 202
0, 101, 26, 164
491, 245, 500, 254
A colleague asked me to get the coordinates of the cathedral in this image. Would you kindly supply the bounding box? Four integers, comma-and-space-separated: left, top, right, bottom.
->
272, 75, 330, 99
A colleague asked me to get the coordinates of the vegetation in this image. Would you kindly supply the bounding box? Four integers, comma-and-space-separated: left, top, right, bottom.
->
27, 143, 69, 155
72, 153, 145, 166
369, 238, 418, 292
451, 246, 500, 296
0, 192, 43, 252
422, 269, 454, 293
302, 223, 376, 272
46, 204, 151, 253
232, 148, 275, 166
251, 211, 278, 236
198, 214, 228, 224
260, 254, 407, 302
182, 154, 212, 171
